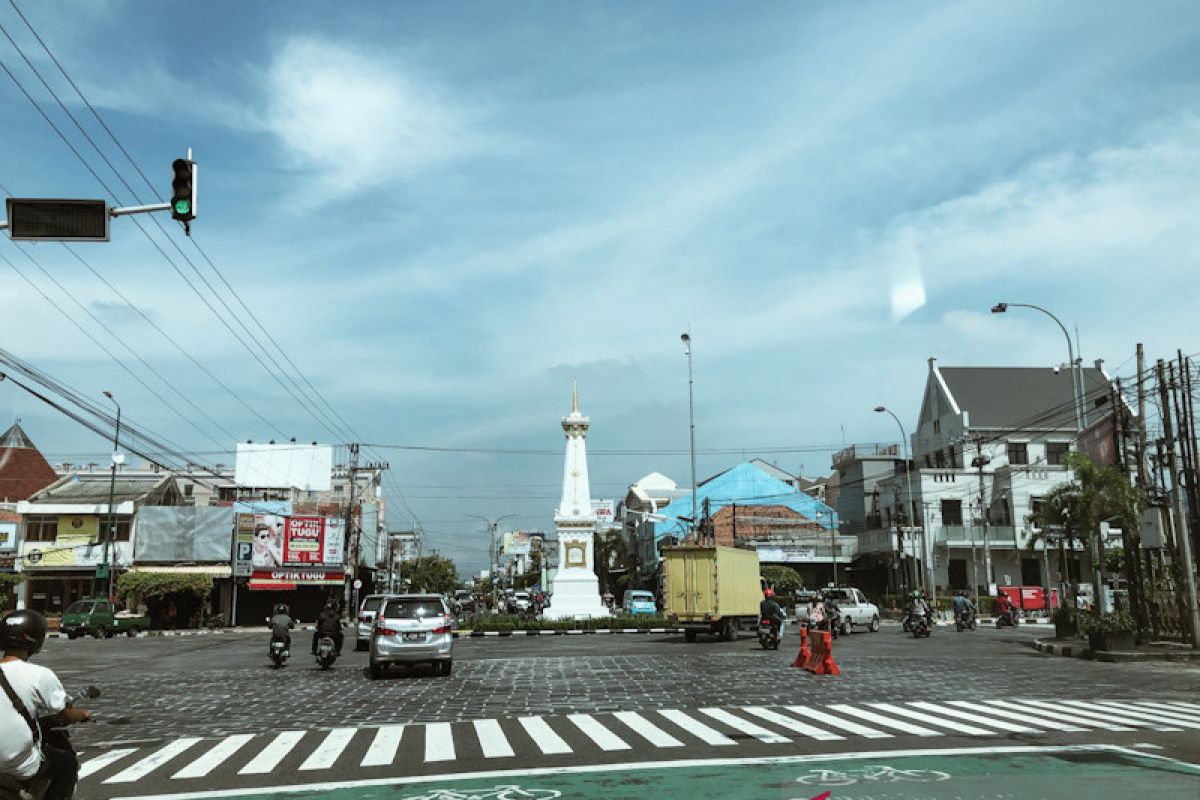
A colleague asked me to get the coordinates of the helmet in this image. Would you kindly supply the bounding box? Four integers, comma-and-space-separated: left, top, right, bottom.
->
763, 588, 774, 598
1, 609, 48, 657
274, 603, 289, 616
912, 590, 921, 598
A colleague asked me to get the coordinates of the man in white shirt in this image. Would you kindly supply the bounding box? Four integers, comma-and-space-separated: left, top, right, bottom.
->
0, 609, 91, 800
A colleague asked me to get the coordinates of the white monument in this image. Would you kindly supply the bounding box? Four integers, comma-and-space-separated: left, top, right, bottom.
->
545, 384, 609, 619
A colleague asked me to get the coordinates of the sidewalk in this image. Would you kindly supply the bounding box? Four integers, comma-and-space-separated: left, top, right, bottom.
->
1031, 637, 1200, 663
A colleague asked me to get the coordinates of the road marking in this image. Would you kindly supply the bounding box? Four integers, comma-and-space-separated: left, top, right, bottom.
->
1160, 700, 1200, 715
424, 722, 456, 762
613, 711, 684, 747
785, 706, 892, 739
982, 700, 1135, 732
360, 725, 405, 767
173, 734, 254, 779
300, 728, 357, 770
568, 713, 631, 751
827, 704, 942, 736
867, 702, 994, 735
907, 701, 1041, 733
657, 709, 737, 746
700, 707, 789, 744
742, 706, 844, 741
518, 716, 573, 755
105, 738, 202, 783
947, 700, 1086, 732
1073, 701, 1196, 730
78, 748, 136, 779
1138, 701, 1200, 721
1016, 699, 1171, 731
473, 719, 516, 758
239, 731, 305, 775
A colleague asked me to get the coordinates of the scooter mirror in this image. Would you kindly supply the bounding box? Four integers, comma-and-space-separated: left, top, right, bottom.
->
84, 685, 101, 699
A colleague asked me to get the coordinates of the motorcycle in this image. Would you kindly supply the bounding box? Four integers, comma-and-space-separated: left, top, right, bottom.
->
910, 610, 932, 638
955, 610, 978, 631
315, 636, 338, 669
0, 686, 100, 800
269, 637, 290, 667
757, 618, 782, 650
824, 603, 843, 639
995, 608, 1020, 628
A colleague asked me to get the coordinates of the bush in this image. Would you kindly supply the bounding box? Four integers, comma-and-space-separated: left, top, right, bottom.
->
761, 566, 803, 598
1078, 610, 1135, 635
116, 571, 213, 602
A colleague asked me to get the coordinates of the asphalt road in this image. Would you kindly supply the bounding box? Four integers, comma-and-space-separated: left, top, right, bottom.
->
32, 623, 1200, 799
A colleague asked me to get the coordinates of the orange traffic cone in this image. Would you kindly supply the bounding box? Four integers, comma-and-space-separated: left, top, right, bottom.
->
792, 626, 810, 667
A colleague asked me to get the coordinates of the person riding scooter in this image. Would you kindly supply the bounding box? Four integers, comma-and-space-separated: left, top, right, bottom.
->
760, 588, 786, 636
311, 602, 344, 656
0, 609, 91, 800
951, 591, 976, 625
994, 591, 1018, 627
903, 590, 931, 630
268, 603, 294, 653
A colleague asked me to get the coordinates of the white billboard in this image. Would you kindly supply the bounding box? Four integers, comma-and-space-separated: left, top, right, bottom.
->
591, 500, 615, 527
234, 443, 333, 491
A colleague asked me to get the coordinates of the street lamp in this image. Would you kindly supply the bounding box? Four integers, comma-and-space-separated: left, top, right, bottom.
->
991, 302, 1083, 432
875, 406, 926, 595
467, 513, 517, 608
94, 391, 123, 601
681, 333, 698, 541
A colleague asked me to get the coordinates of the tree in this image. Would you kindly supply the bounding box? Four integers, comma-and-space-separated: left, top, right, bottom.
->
401, 555, 459, 594
761, 565, 803, 599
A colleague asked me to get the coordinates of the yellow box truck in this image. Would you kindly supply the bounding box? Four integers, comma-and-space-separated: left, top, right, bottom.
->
663, 545, 761, 641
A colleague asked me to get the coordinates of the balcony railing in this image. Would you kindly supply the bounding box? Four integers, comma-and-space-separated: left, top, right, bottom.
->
938, 525, 1020, 546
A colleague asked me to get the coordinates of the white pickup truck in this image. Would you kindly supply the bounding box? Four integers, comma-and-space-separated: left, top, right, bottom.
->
795, 587, 881, 635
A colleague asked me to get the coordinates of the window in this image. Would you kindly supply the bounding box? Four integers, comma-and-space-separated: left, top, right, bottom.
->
933, 420, 941, 434
949, 448, 959, 469
100, 517, 132, 542
183, 484, 194, 497
24, 515, 58, 542
381, 598, 446, 619
1007, 443, 1028, 465
1030, 497, 1046, 522
941, 499, 963, 526
1046, 442, 1070, 466
935, 450, 945, 468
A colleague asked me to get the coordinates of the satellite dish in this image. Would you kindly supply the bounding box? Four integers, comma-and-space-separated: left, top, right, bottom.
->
111, 451, 126, 465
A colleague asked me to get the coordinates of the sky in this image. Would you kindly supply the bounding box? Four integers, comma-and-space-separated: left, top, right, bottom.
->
1, 2, 1198, 576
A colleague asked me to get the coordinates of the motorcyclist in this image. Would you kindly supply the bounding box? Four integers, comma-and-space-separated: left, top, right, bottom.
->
905, 590, 930, 629
0, 609, 91, 800
952, 591, 976, 625
268, 603, 294, 654
311, 602, 344, 656
995, 591, 1014, 625
759, 589, 785, 636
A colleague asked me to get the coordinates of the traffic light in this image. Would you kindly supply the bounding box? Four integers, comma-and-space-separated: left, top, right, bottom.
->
170, 158, 196, 227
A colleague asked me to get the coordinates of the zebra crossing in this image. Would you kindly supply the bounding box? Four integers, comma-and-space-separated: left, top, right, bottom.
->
78, 698, 1200, 792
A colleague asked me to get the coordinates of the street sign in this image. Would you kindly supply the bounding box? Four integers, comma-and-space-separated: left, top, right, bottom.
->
94, 564, 110, 579
353, 579, 362, 590
6, 198, 109, 241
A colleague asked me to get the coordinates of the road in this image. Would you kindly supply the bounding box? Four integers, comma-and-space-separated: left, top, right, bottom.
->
34, 623, 1200, 799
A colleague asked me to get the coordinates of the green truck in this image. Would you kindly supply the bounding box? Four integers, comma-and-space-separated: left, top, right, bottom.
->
60, 599, 150, 639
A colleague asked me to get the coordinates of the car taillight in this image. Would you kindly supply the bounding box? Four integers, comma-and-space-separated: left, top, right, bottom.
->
432, 626, 451, 634
375, 627, 398, 637
761, 619, 770, 625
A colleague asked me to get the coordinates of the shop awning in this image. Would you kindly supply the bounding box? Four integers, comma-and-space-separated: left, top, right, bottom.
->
248, 568, 344, 591
130, 565, 232, 577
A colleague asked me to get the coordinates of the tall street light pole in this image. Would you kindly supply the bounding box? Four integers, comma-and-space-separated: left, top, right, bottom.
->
467, 514, 517, 608
991, 303, 1084, 432
99, 391, 122, 601
681, 333, 698, 540
876, 406, 924, 595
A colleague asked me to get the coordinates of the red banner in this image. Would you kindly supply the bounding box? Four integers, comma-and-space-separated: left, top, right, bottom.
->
283, 516, 324, 564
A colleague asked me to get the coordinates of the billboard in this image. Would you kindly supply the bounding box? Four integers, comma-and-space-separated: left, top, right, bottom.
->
135, 507, 233, 562
503, 531, 533, 556
240, 513, 344, 568
234, 443, 333, 491
20, 539, 132, 570
0, 522, 15, 552
591, 500, 616, 527
756, 545, 817, 563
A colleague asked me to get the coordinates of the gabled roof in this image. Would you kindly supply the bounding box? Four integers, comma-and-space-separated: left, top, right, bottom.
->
746, 459, 797, 484
0, 422, 59, 501
27, 474, 181, 506
653, 461, 835, 535
937, 366, 1109, 430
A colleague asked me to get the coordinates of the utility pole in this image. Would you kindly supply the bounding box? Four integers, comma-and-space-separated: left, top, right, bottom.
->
95, 391, 121, 601
681, 333, 698, 540
343, 444, 360, 616
1156, 360, 1200, 648
467, 514, 517, 610
971, 437, 993, 594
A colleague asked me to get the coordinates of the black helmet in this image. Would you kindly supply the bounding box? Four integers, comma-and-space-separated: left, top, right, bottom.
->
274, 603, 289, 615
1, 609, 48, 657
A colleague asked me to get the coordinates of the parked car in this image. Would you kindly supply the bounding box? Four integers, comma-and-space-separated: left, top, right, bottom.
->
368, 594, 455, 679
622, 589, 657, 615
61, 599, 149, 639
355, 594, 391, 651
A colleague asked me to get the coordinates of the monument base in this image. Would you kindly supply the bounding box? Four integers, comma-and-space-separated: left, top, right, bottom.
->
545, 572, 610, 619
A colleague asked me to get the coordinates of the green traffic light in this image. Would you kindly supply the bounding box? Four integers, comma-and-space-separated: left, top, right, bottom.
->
174, 199, 191, 214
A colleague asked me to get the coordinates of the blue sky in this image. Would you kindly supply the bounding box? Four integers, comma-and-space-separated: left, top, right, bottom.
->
2, 2, 1198, 575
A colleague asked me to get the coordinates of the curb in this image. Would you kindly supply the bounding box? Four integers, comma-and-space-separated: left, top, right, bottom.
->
1031, 639, 1091, 659
49, 627, 304, 639
1031, 638, 1200, 663
457, 628, 683, 638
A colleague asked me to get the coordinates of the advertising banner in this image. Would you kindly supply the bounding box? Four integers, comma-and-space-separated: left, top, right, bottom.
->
20, 538, 132, 570
57, 515, 98, 540
591, 500, 615, 526
248, 568, 344, 591
755, 545, 817, 563
234, 513, 255, 577
0, 522, 16, 552
323, 518, 345, 565
284, 516, 324, 564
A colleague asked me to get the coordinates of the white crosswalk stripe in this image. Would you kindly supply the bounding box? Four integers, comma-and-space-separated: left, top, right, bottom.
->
613, 711, 684, 747
78, 749, 136, 779
239, 731, 305, 775
473, 719, 516, 758
361, 724, 405, 767
568, 713, 631, 750
519, 716, 573, 754
173, 734, 254, 779
76, 698, 1200, 789
700, 707, 790, 744
424, 722, 456, 762
657, 709, 737, 746
947, 700, 1086, 732
300, 728, 357, 770
908, 701, 1041, 733
105, 738, 202, 784
741, 706, 844, 741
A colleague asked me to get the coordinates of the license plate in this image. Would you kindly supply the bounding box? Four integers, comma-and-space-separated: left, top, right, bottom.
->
403, 632, 425, 642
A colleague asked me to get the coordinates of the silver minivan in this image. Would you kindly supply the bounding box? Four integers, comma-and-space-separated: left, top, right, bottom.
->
368, 594, 454, 679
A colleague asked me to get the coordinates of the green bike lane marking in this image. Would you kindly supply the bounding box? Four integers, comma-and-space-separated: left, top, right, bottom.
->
113, 745, 1200, 800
